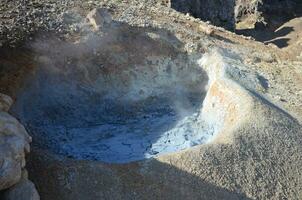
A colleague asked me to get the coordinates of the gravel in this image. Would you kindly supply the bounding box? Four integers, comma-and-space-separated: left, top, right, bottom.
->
0, 0, 76, 46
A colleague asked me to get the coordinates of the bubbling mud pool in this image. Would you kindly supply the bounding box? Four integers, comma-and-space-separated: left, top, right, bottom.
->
9, 25, 215, 163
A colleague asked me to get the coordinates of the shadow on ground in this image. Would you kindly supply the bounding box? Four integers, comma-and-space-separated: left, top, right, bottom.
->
236, 1, 302, 48
26, 149, 252, 200
236, 25, 294, 48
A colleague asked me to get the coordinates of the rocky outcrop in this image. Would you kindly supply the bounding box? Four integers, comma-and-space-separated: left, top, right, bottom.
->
0, 93, 39, 199
162, 0, 302, 30
235, 0, 302, 27
234, 0, 262, 23
259, 0, 301, 17
169, 0, 236, 30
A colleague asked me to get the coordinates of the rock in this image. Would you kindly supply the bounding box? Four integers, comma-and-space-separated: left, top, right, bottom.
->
167, 0, 236, 30
199, 24, 214, 36
0, 94, 13, 112
235, 0, 262, 24
2, 179, 40, 200
235, 0, 302, 27
0, 112, 31, 190
86, 8, 112, 31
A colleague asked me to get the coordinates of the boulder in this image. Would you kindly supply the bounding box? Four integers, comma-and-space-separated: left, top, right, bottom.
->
2, 170, 39, 200
0, 94, 13, 112
0, 96, 31, 190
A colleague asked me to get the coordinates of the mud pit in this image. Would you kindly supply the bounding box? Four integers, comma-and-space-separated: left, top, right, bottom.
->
2, 3, 302, 200
9, 23, 216, 163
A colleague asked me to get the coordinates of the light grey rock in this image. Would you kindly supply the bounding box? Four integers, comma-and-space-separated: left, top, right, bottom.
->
234, 0, 262, 23
0, 112, 31, 190
0, 94, 13, 112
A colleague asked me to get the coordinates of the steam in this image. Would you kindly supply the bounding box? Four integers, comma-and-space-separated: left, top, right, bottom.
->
11, 9, 212, 163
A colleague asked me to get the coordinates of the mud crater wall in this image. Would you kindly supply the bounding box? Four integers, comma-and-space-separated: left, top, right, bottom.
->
9, 20, 215, 163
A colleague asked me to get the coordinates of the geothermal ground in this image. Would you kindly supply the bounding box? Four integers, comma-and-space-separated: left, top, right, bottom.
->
0, 0, 302, 200
10, 37, 210, 163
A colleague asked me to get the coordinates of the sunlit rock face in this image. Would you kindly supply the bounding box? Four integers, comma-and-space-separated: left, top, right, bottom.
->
10, 22, 215, 163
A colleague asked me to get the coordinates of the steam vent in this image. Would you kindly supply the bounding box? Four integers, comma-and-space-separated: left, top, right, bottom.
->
11, 26, 211, 163
0, 1, 302, 200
